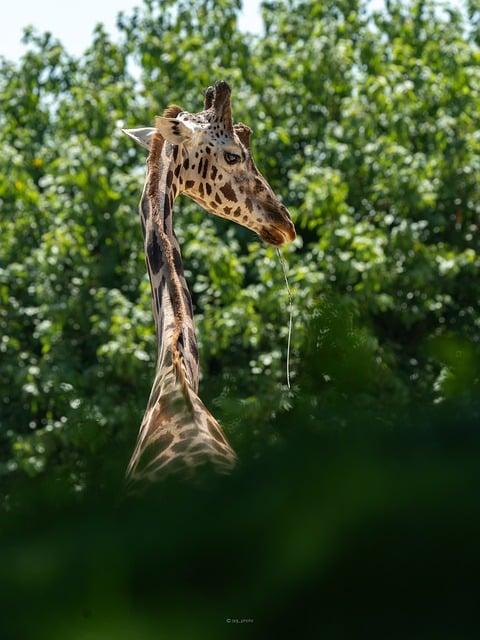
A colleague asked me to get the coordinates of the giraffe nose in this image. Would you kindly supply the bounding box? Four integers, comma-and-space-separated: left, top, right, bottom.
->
283, 217, 296, 242
260, 217, 296, 246
261, 200, 296, 245
278, 206, 296, 242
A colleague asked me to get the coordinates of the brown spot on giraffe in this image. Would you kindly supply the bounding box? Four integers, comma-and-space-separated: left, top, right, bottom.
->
220, 182, 237, 202
207, 418, 227, 444
202, 160, 209, 179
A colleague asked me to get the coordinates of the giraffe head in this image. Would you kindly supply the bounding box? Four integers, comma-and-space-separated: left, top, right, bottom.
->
123, 81, 296, 246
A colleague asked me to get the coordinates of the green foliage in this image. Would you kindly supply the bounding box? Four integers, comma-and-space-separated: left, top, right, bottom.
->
1, 0, 480, 634
1, 0, 479, 490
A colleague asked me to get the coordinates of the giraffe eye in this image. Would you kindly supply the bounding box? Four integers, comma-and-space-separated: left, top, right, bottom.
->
224, 151, 241, 165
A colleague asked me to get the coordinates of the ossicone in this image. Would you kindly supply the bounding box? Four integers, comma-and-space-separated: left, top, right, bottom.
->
204, 79, 233, 133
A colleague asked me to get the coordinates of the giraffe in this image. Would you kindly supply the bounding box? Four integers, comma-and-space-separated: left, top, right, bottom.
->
122, 80, 296, 483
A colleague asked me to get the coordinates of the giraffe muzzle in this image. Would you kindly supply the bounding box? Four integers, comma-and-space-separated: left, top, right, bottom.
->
280, 218, 297, 242
259, 203, 296, 245
259, 221, 296, 246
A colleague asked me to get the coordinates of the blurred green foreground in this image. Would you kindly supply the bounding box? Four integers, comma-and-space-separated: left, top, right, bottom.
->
1, 393, 480, 639
1, 309, 479, 638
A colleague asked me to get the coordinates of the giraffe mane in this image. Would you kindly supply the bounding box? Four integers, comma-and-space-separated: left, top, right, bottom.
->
148, 122, 186, 373
162, 104, 183, 119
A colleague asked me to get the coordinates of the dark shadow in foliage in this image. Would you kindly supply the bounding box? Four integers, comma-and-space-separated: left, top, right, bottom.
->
1, 303, 480, 639
1, 398, 480, 639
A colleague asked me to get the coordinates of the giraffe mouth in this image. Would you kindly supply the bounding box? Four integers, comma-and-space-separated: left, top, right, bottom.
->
259, 227, 284, 245
259, 223, 296, 246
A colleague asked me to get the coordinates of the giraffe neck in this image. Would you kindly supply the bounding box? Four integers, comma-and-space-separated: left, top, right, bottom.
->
126, 132, 236, 483
140, 136, 199, 396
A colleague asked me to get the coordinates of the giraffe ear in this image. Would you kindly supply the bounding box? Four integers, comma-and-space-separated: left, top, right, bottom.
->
121, 119, 193, 149
121, 127, 156, 150
234, 123, 252, 149
154, 116, 193, 144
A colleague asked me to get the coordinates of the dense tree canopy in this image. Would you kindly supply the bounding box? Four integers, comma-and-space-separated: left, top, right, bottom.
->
1, 0, 478, 487
0, 2, 479, 634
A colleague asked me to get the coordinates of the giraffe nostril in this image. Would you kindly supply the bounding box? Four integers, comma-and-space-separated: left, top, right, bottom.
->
279, 208, 296, 241
286, 222, 296, 241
